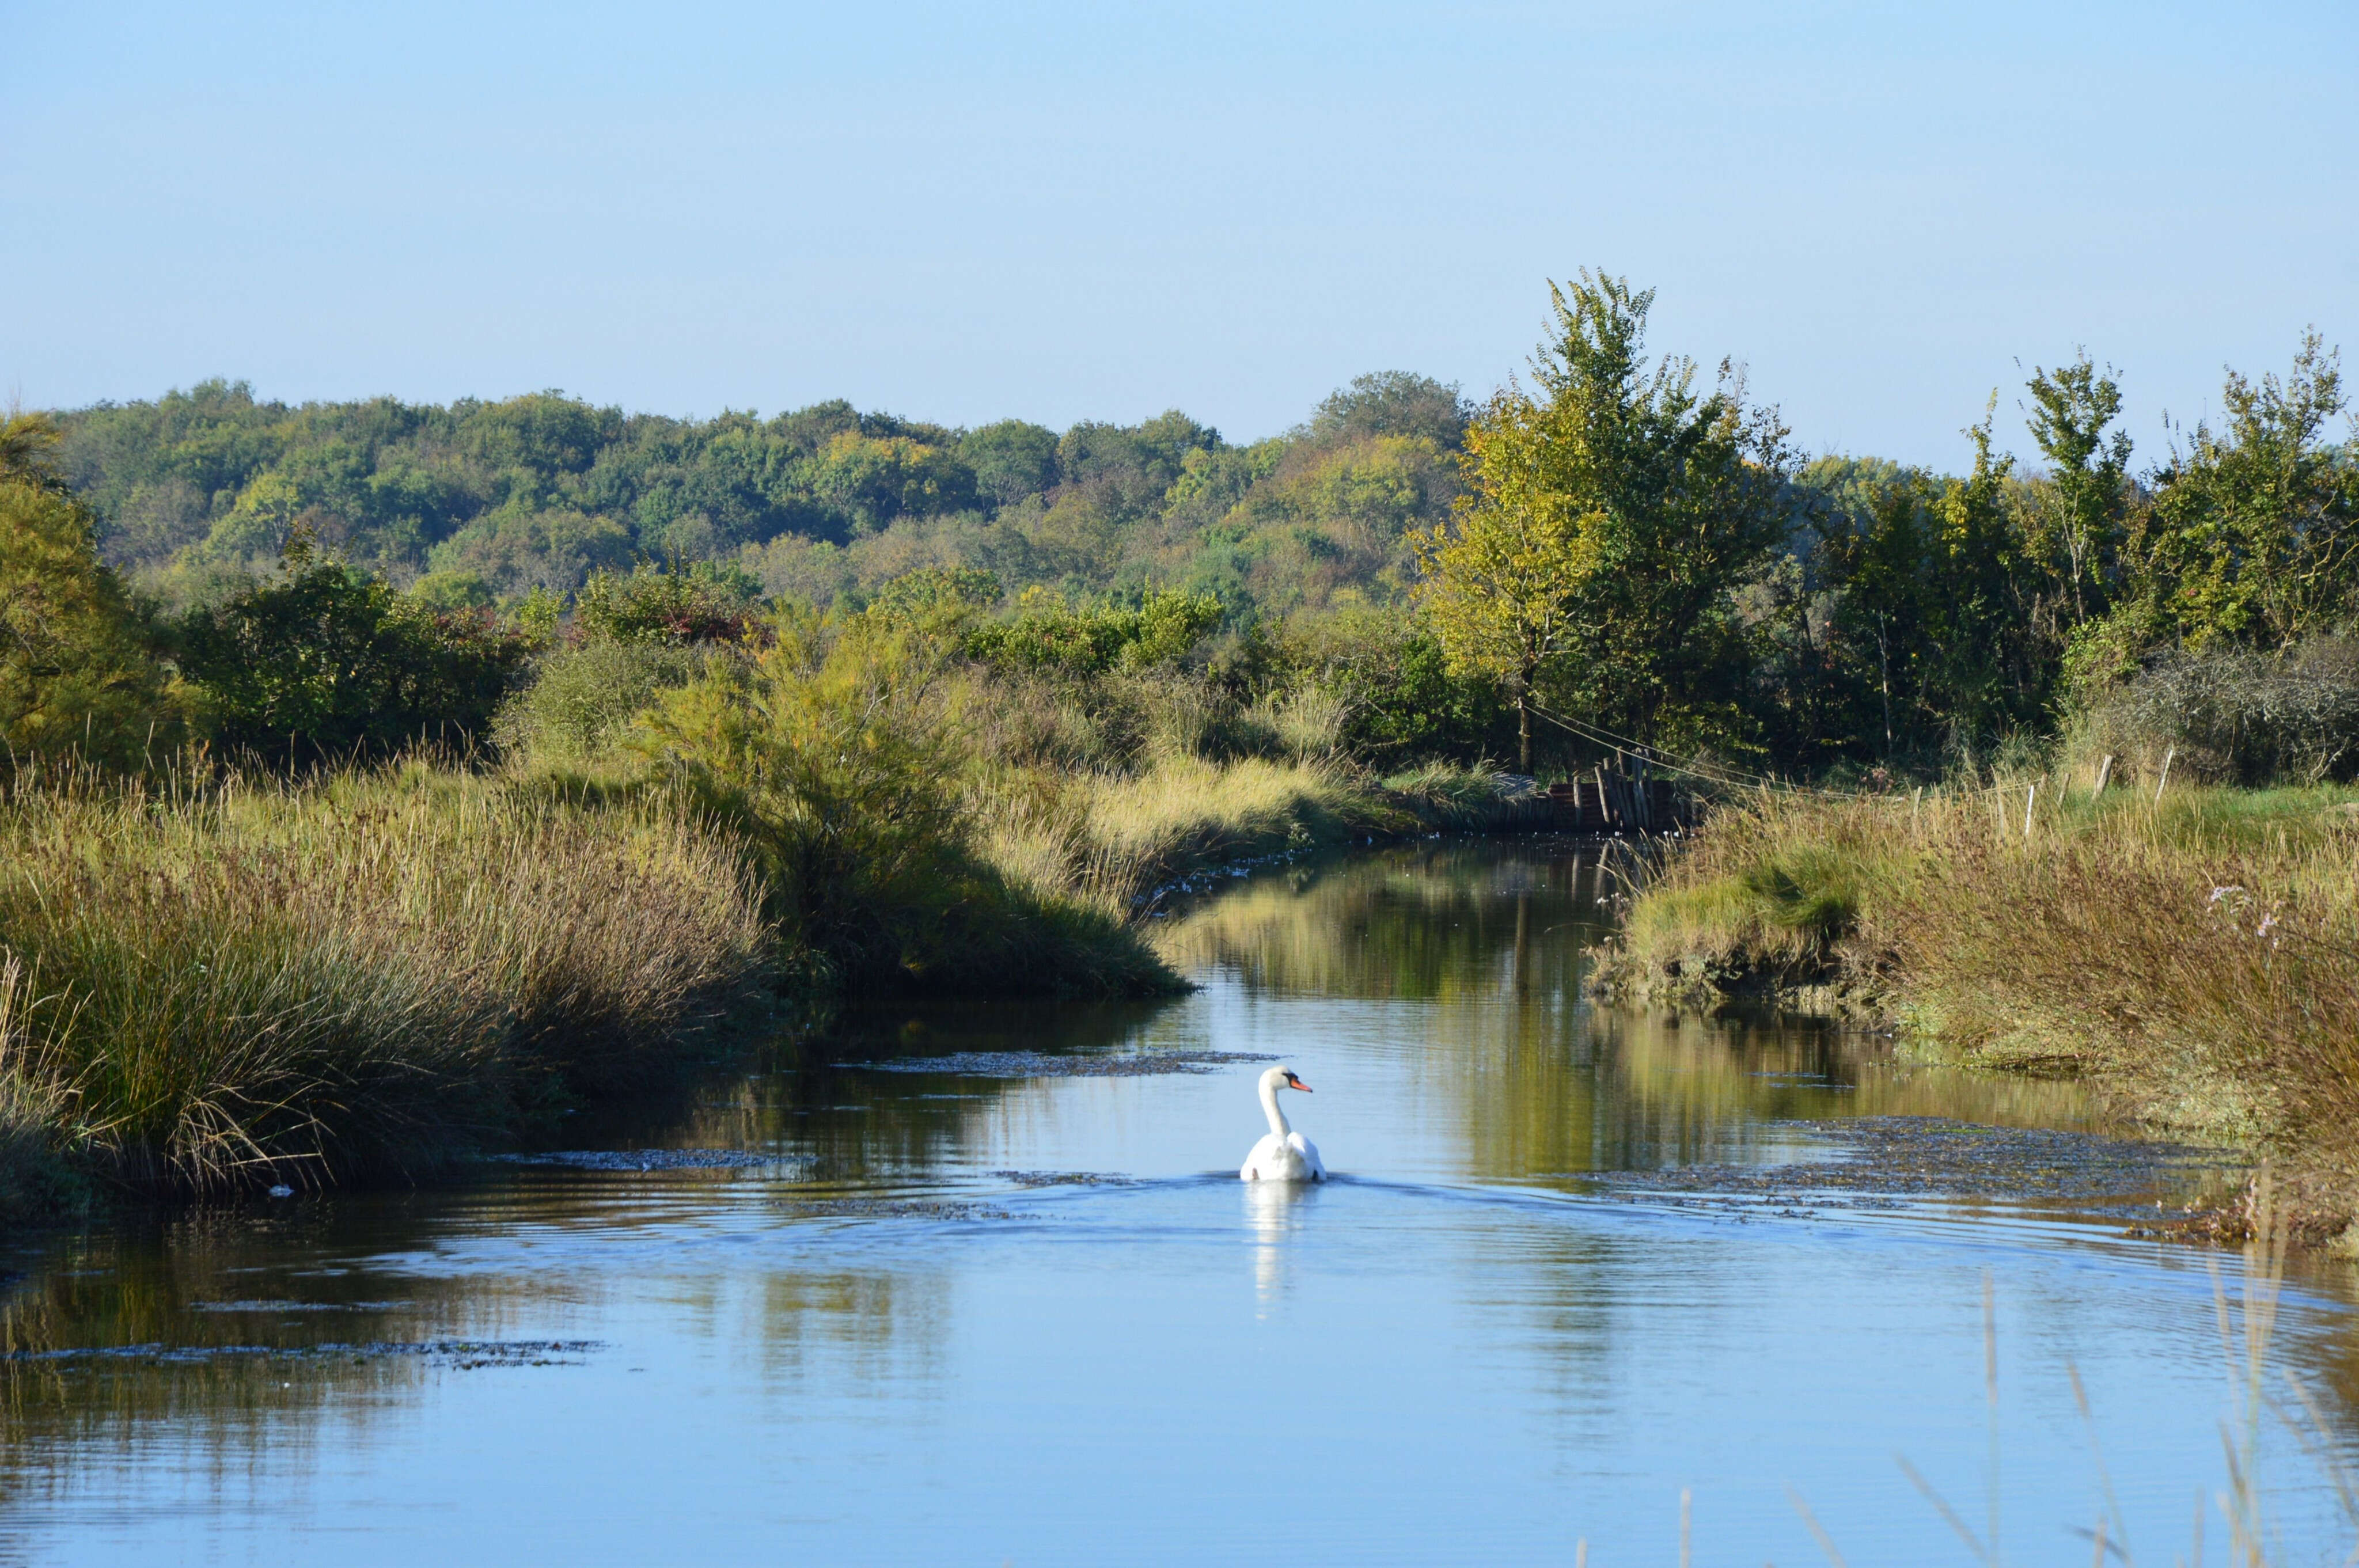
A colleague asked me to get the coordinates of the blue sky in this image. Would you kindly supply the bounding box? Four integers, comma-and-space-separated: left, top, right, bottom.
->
3, 1, 2353, 467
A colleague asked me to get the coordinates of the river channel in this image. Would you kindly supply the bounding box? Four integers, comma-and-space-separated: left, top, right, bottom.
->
3, 838, 2356, 1564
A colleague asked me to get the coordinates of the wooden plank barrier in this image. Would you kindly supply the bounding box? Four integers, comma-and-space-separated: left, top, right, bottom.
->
1533, 768, 1682, 834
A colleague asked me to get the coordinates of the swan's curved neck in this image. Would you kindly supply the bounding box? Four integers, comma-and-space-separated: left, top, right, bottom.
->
1260, 1076, 1292, 1138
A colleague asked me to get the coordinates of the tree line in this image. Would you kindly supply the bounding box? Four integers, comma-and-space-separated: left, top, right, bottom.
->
14, 278, 2357, 783
1420, 272, 2358, 776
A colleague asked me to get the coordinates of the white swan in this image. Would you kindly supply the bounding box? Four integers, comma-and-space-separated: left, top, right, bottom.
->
1239, 1065, 1325, 1182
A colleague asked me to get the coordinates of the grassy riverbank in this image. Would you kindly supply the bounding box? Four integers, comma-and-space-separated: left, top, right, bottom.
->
0, 742, 1501, 1215
1599, 783, 2359, 1235
0, 763, 771, 1206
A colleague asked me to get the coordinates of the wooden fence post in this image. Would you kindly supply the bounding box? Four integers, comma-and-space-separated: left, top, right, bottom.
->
2155, 746, 2175, 804
2093, 754, 2114, 794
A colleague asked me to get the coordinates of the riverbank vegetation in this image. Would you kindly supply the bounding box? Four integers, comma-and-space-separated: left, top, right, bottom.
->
14, 266, 2359, 1216
1598, 782, 2359, 1230
0, 764, 768, 1198
0, 403, 1505, 1209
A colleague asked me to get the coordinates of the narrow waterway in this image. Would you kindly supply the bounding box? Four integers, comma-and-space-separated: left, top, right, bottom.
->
3, 839, 2355, 1565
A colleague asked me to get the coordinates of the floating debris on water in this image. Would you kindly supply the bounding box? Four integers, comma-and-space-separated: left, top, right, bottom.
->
779, 1198, 1028, 1221
991, 1171, 1141, 1187
492, 1149, 797, 1172
4, 1339, 601, 1369
191, 1301, 409, 1313
849, 1050, 1275, 1077
1591, 1116, 2226, 1205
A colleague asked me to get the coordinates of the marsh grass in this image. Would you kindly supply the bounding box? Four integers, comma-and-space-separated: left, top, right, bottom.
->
974, 753, 1421, 917
1380, 758, 1518, 829
0, 761, 769, 1196
1610, 781, 2359, 1170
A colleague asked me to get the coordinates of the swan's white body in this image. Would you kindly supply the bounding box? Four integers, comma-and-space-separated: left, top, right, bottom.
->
1240, 1065, 1325, 1182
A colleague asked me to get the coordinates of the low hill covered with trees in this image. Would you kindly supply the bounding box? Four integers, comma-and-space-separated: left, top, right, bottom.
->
61, 370, 1469, 627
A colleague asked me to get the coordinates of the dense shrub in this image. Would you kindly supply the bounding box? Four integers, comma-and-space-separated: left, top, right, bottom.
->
177, 545, 534, 762
632, 609, 1174, 996
2077, 638, 2359, 785
962, 589, 1221, 675
495, 640, 708, 768
571, 559, 765, 646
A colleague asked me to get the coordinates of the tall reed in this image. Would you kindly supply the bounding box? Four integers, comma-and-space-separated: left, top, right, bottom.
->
0, 761, 770, 1195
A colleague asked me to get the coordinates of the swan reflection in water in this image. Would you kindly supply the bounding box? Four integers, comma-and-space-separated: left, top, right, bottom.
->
1244, 1176, 1318, 1314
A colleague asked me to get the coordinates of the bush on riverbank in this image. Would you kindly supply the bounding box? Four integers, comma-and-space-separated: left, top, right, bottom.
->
504, 594, 1509, 990
1602, 783, 2359, 1167
629, 608, 1177, 997
0, 763, 770, 1197
2066, 636, 2359, 788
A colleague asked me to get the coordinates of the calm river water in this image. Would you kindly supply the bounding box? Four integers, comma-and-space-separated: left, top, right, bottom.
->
4, 839, 2357, 1565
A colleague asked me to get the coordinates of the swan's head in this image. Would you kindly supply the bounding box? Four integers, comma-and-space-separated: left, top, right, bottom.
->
1261, 1065, 1312, 1094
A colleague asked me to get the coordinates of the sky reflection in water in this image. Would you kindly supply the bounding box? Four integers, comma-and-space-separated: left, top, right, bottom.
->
1, 839, 2355, 1566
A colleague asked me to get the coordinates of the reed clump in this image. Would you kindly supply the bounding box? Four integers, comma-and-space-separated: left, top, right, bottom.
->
0, 761, 770, 1198
1607, 781, 2359, 1176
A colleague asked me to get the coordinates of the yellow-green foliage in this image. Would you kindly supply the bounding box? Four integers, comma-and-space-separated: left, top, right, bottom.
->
0, 763, 769, 1194
0, 415, 183, 771
631, 609, 1177, 997
1618, 781, 2359, 1159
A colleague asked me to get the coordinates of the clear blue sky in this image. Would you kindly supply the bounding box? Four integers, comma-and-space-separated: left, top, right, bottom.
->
4, 1, 2353, 468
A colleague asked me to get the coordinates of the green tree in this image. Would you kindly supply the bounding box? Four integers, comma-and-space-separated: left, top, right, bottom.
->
1306, 371, 1469, 450
178, 533, 532, 762
1812, 411, 2046, 761
959, 420, 1061, 507
1410, 386, 1595, 770
2126, 333, 2358, 651
804, 432, 978, 533
0, 411, 183, 769
2023, 352, 2133, 624
1416, 272, 1791, 766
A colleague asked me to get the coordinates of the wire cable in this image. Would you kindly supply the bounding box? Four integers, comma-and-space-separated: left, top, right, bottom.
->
1523, 701, 1857, 797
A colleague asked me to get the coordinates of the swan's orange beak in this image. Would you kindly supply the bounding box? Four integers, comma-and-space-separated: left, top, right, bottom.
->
1290, 1078, 1313, 1092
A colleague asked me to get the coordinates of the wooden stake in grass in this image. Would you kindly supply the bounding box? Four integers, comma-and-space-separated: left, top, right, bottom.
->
2024, 783, 2037, 841
2156, 745, 2175, 803
2093, 754, 2114, 794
